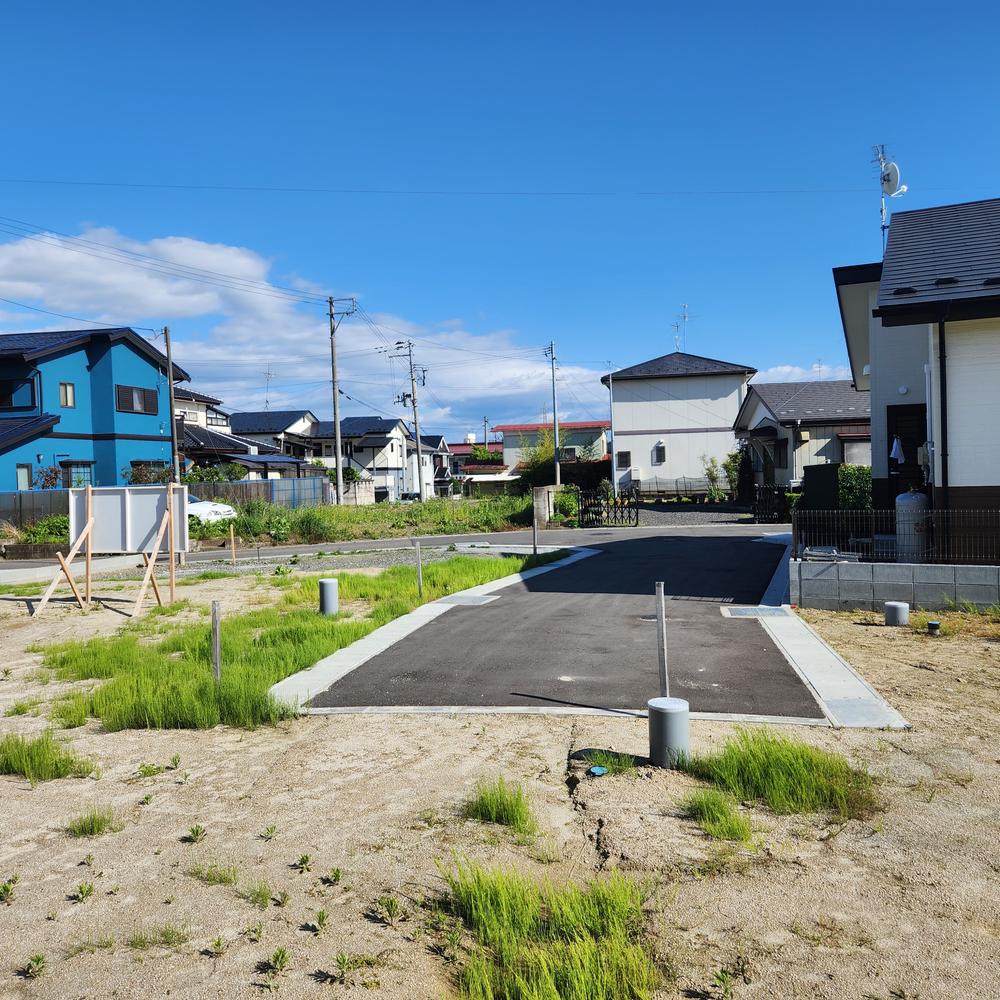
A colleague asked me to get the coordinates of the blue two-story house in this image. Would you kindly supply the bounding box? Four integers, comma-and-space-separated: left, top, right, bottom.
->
0, 328, 189, 491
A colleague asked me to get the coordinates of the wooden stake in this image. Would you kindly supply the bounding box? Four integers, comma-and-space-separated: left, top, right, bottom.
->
56, 550, 85, 609
132, 512, 169, 616
211, 601, 222, 681
142, 553, 164, 606
33, 518, 93, 617
85, 484, 93, 608
166, 485, 176, 603
229, 523, 237, 566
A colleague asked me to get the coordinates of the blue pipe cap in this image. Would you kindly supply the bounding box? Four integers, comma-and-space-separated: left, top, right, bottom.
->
588, 766, 609, 777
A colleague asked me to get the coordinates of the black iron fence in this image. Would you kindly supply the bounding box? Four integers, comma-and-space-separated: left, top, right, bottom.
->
753, 485, 788, 523
792, 508, 1000, 565
578, 487, 639, 527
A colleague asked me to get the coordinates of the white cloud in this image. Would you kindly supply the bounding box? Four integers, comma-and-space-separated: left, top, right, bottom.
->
753, 363, 851, 383
0, 225, 609, 438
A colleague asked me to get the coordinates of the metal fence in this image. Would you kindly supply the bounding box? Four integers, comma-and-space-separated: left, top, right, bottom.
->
792, 508, 1000, 565
0, 489, 70, 526
190, 477, 329, 510
632, 476, 712, 497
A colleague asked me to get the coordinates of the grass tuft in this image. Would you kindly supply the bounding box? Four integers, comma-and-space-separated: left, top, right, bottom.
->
445, 861, 657, 1000
587, 749, 639, 776
463, 777, 537, 836
35, 554, 564, 732
65, 806, 118, 838
682, 790, 751, 842
187, 861, 238, 886
0, 731, 95, 784
51, 693, 89, 729
684, 727, 879, 820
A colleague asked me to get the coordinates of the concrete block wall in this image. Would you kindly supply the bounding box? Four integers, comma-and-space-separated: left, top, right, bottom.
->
790, 560, 1000, 611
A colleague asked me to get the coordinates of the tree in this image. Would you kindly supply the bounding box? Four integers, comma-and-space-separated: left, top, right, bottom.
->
470, 444, 502, 464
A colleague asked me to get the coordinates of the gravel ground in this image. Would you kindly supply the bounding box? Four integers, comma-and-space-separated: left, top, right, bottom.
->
637, 504, 752, 526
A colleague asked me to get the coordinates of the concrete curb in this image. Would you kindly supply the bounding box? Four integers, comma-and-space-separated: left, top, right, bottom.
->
269, 546, 601, 711
759, 611, 909, 729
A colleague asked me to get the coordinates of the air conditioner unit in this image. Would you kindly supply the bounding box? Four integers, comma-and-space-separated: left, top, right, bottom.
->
630, 467, 641, 479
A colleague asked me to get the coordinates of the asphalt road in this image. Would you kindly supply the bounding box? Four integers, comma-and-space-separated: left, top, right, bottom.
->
311, 528, 823, 718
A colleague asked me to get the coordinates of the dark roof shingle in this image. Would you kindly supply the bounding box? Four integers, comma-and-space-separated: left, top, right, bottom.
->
878, 198, 1000, 312
746, 380, 871, 424
0, 413, 60, 450
175, 387, 223, 405
229, 410, 313, 434
602, 351, 756, 383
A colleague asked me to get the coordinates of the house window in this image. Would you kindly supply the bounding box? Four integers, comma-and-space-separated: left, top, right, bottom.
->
774, 439, 789, 469
616, 450, 631, 469
0, 378, 34, 409
61, 462, 94, 488
652, 444, 666, 465
324, 444, 332, 456
116, 384, 158, 414
59, 382, 76, 408
206, 410, 227, 426
843, 438, 872, 466
559, 446, 578, 461
16, 464, 32, 491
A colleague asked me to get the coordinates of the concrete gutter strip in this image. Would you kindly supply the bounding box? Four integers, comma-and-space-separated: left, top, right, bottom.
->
269, 546, 600, 711
759, 612, 909, 730
304, 704, 831, 726
758, 542, 792, 607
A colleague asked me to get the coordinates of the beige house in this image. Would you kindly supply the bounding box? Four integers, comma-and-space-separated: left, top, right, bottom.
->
733, 380, 871, 487
602, 351, 755, 491
491, 421, 609, 469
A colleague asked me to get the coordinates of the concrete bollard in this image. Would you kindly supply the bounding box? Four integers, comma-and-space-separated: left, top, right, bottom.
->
319, 578, 339, 616
648, 697, 690, 768
884, 601, 909, 626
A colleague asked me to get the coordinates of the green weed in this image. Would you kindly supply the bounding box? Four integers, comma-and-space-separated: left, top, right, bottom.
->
35, 554, 563, 731
444, 861, 657, 1000
71, 882, 95, 903
587, 749, 639, 776
51, 693, 88, 729
242, 880, 273, 910
187, 862, 238, 886
126, 923, 190, 950
184, 824, 207, 844
684, 727, 880, 820
6, 697, 41, 717
682, 790, 752, 842
135, 762, 165, 778
463, 777, 537, 836
0, 874, 19, 905
65, 806, 119, 838
0, 732, 95, 784
21, 953, 46, 978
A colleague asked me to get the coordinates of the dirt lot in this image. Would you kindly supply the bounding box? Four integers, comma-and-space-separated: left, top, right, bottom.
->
1, 576, 998, 999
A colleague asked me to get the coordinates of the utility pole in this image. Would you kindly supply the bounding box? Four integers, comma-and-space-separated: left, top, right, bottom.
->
545, 341, 560, 487
483, 416, 489, 446
393, 340, 426, 500
607, 361, 618, 498
163, 326, 181, 484
327, 296, 357, 504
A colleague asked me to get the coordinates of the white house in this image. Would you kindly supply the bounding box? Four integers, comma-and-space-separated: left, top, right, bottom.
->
173, 387, 232, 433
601, 351, 756, 491
835, 197, 1000, 510
733, 380, 871, 488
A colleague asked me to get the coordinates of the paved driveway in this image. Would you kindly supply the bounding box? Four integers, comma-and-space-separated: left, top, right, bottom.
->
311, 528, 823, 719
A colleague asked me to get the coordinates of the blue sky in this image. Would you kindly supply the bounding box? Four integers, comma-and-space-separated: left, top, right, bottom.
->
2, 0, 999, 437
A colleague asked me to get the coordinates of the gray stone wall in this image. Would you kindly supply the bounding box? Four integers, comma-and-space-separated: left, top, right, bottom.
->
790, 559, 1000, 611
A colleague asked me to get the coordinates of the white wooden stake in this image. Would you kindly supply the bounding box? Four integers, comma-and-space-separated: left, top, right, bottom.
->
415, 539, 423, 598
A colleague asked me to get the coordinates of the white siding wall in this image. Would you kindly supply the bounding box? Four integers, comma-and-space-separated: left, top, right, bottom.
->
931, 319, 1000, 488
612, 373, 747, 483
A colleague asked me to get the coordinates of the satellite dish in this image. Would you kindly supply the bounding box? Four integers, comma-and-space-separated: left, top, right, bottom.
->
881, 162, 907, 197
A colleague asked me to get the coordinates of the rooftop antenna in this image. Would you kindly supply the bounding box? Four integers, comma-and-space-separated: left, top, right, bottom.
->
680, 303, 689, 350
671, 321, 681, 352
874, 144, 908, 252
263, 365, 274, 409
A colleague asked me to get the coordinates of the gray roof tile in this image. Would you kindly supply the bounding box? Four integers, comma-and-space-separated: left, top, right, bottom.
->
603, 351, 756, 382
747, 380, 871, 424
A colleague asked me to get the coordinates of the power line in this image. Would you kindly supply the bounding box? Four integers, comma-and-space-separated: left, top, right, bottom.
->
0, 294, 157, 332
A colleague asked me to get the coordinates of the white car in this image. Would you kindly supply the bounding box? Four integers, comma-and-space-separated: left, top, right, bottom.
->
187, 495, 237, 523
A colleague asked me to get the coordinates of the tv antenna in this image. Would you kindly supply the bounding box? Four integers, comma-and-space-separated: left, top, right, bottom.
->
262, 365, 274, 409
671, 321, 681, 352
874, 144, 908, 251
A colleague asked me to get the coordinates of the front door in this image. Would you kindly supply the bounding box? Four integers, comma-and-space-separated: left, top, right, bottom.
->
15, 464, 31, 490
886, 403, 927, 497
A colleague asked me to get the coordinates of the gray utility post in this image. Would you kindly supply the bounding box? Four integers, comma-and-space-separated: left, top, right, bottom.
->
648, 581, 689, 767
415, 539, 423, 598
328, 296, 357, 505
393, 340, 426, 500
655, 581, 669, 697
607, 364, 618, 499
546, 341, 560, 487
163, 326, 182, 485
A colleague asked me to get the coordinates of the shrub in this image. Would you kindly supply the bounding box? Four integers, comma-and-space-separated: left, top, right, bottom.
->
20, 515, 70, 544
838, 464, 872, 510
553, 487, 579, 519
684, 727, 879, 820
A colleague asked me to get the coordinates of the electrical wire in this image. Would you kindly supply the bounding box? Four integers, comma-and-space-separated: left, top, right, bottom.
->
0, 294, 157, 332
